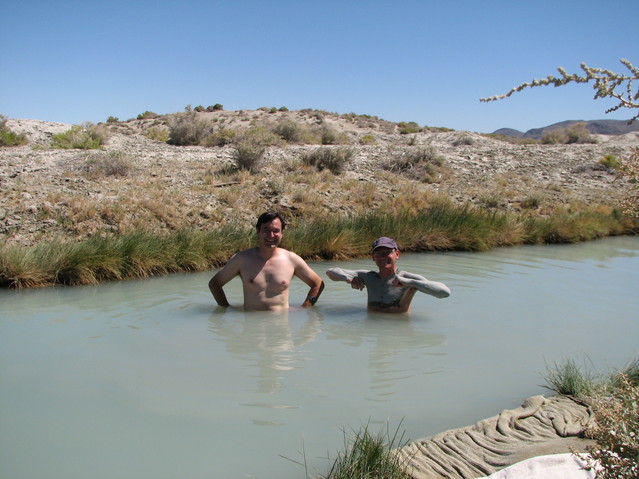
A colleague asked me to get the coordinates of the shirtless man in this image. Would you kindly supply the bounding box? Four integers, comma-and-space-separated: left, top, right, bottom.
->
326, 237, 450, 313
209, 212, 324, 311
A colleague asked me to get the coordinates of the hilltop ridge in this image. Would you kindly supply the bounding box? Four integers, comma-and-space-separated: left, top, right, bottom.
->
492, 119, 639, 139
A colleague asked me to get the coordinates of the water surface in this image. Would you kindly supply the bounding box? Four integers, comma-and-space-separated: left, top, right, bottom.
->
1, 236, 638, 479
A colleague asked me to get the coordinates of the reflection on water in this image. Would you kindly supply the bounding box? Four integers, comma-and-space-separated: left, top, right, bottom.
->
1, 237, 638, 479
209, 310, 322, 394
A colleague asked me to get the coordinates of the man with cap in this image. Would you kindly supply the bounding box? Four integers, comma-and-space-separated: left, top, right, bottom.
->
325, 237, 450, 313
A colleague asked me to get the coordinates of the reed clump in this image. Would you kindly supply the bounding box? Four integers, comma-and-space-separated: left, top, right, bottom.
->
320, 423, 412, 479
0, 227, 251, 288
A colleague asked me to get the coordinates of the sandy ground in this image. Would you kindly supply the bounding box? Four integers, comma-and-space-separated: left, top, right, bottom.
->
1, 111, 637, 247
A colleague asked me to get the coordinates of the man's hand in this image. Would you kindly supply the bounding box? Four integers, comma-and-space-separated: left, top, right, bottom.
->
349, 277, 365, 290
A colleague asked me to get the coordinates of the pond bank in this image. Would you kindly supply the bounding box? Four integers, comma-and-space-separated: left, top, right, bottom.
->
1, 207, 636, 288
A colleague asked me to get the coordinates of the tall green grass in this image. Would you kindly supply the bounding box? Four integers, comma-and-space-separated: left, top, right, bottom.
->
543, 357, 639, 397
0, 227, 252, 288
320, 423, 411, 479
1, 204, 636, 288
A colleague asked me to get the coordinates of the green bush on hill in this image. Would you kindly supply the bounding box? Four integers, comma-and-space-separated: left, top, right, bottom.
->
0, 115, 28, 147
51, 123, 108, 149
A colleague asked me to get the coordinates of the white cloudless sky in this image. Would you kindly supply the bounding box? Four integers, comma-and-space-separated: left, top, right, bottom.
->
1, 0, 637, 133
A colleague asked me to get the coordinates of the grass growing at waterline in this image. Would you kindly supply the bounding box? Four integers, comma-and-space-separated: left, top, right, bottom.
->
1, 205, 636, 288
313, 423, 412, 479
543, 358, 639, 398
0, 228, 252, 288
543, 358, 603, 397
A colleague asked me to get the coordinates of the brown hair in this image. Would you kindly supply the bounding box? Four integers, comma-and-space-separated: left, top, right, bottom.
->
255, 212, 286, 231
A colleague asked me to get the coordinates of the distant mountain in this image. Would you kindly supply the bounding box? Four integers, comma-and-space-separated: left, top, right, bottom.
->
492, 119, 639, 139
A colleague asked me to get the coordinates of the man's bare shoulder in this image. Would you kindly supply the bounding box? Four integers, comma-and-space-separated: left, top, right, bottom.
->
230, 247, 259, 261
219, 248, 259, 273
279, 248, 309, 265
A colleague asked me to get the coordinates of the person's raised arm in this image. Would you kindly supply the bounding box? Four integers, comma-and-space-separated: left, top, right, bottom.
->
393, 271, 451, 298
208, 254, 243, 307
326, 268, 364, 282
326, 268, 368, 290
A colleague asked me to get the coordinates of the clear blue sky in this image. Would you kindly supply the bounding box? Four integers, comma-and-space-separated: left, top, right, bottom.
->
1, 0, 637, 133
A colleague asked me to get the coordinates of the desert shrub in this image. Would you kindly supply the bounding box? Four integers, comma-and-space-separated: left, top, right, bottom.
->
167, 111, 212, 146
542, 358, 639, 478
137, 111, 158, 120
360, 134, 377, 145
618, 147, 639, 217
273, 119, 309, 144
541, 123, 597, 144
599, 154, 621, 170
207, 104, 224, 111
232, 140, 265, 172
84, 150, 133, 178
230, 127, 281, 172
520, 194, 543, 209
382, 147, 445, 182
397, 121, 422, 134
452, 132, 474, 146
320, 124, 347, 145
203, 127, 236, 147
541, 129, 566, 145
302, 147, 353, 174
0, 115, 28, 146
278, 106, 289, 112
106, 116, 119, 123
238, 126, 283, 147
51, 123, 108, 149
566, 123, 597, 143
580, 375, 639, 478
145, 126, 170, 142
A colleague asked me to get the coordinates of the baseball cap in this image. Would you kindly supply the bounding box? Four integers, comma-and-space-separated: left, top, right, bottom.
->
371, 237, 398, 251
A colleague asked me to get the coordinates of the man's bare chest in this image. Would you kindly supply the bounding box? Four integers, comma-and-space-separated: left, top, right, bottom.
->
241, 259, 294, 289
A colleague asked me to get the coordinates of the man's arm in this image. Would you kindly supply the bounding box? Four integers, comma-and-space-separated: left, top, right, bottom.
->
326, 268, 368, 290
292, 254, 325, 308
326, 268, 369, 290
393, 271, 451, 298
208, 254, 243, 307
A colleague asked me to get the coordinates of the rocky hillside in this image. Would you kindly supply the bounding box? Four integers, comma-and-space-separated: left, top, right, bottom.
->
1, 108, 637, 247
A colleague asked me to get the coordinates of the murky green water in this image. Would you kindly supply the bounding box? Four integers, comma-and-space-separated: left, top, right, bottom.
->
1, 236, 638, 479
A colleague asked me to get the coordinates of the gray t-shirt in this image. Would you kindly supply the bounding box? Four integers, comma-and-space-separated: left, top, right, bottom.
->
359, 270, 408, 308
326, 267, 450, 310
